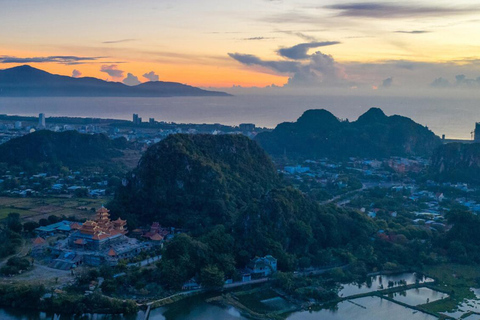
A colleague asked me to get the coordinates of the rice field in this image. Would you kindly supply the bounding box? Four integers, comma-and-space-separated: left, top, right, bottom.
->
0, 196, 109, 221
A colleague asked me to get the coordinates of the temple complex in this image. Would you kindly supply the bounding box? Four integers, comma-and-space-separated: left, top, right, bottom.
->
69, 206, 128, 250
46, 206, 161, 267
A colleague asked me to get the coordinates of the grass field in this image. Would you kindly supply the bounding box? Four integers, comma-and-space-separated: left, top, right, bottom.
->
235, 288, 283, 314
421, 264, 480, 314
0, 196, 109, 221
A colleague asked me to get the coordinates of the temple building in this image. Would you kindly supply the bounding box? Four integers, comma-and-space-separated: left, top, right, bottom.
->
69, 206, 128, 250
46, 206, 160, 267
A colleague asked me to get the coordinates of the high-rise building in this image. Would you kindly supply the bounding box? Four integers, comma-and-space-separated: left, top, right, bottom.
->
133, 114, 139, 125
149, 118, 155, 124
38, 113, 46, 128
475, 123, 480, 142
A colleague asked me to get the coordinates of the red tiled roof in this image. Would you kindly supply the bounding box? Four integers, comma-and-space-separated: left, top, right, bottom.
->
74, 238, 86, 245
33, 237, 46, 245
107, 248, 117, 256
150, 233, 163, 241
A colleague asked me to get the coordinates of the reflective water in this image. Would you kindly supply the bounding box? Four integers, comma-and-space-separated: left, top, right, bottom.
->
387, 287, 448, 306
287, 296, 437, 320
0, 94, 478, 138
443, 288, 480, 319
338, 272, 433, 297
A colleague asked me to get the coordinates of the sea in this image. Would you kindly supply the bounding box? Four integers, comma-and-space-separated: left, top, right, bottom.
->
0, 94, 477, 139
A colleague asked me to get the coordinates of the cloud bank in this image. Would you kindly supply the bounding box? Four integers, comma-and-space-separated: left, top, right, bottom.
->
123, 73, 141, 86
277, 41, 340, 60
0, 55, 102, 65
143, 71, 159, 81
325, 2, 479, 19
72, 69, 82, 78
100, 64, 124, 78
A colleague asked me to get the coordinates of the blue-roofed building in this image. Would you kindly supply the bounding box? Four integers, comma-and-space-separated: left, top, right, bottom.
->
35, 220, 82, 237
247, 255, 277, 277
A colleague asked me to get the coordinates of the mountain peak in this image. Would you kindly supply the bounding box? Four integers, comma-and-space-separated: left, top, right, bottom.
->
297, 109, 340, 127
356, 107, 387, 124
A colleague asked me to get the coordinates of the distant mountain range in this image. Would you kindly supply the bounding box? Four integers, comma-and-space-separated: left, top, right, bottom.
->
0, 65, 230, 97
255, 108, 442, 159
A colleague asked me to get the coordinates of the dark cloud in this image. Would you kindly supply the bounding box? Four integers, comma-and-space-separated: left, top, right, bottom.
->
100, 64, 124, 78
72, 69, 82, 78
243, 37, 274, 41
143, 71, 159, 82
431, 77, 451, 88
325, 2, 478, 19
229, 50, 346, 87
102, 38, 136, 44
278, 41, 340, 60
431, 75, 480, 88
0, 55, 102, 65
228, 53, 299, 73
455, 74, 480, 87
381, 77, 393, 88
395, 30, 430, 34
123, 73, 141, 86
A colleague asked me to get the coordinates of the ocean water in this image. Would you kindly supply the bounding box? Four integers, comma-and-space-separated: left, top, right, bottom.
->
0, 94, 477, 139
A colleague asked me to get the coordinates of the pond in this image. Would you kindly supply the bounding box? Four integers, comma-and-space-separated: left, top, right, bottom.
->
287, 296, 437, 320
148, 294, 246, 320
387, 287, 448, 306
338, 272, 434, 297
442, 288, 480, 319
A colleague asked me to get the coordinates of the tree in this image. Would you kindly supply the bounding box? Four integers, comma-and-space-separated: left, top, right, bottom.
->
23, 221, 40, 233
6, 213, 22, 233
74, 188, 89, 198
199, 265, 224, 290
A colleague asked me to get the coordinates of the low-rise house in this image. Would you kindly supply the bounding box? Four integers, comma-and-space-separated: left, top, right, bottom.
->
182, 278, 200, 290
247, 255, 277, 277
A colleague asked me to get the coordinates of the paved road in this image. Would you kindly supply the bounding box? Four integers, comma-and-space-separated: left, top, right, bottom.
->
128, 255, 162, 268
320, 185, 366, 206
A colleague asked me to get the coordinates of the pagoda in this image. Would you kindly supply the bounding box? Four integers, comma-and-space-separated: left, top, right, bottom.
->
71, 206, 128, 250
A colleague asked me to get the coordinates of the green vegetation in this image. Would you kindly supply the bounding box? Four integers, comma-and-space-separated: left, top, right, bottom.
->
0, 130, 129, 173
0, 213, 23, 258
109, 133, 282, 229
422, 264, 480, 314
0, 257, 32, 275
0, 197, 104, 221
0, 283, 137, 314
255, 108, 441, 159
430, 142, 480, 184
437, 209, 480, 264
109, 133, 470, 293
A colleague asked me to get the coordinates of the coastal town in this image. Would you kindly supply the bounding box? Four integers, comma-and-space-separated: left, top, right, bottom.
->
0, 113, 263, 146
0, 111, 480, 320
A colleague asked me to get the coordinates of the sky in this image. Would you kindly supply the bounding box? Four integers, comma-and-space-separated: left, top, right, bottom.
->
2, 0, 480, 92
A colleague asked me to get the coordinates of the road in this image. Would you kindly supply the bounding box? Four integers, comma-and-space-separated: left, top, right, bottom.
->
128, 255, 162, 268
320, 185, 366, 206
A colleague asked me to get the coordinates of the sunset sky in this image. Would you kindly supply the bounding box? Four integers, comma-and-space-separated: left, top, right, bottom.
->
2, 0, 480, 90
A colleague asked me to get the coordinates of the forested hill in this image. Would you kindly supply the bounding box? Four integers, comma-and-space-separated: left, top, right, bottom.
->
109, 134, 282, 229
430, 142, 480, 184
0, 130, 127, 171
109, 133, 378, 281
255, 108, 441, 159
0, 65, 230, 97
